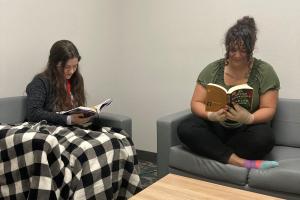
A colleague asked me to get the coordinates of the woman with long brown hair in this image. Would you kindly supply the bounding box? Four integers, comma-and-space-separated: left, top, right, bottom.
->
13, 40, 141, 199
26, 40, 90, 126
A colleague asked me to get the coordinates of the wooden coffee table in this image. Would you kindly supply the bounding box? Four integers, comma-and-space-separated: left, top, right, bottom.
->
130, 174, 282, 200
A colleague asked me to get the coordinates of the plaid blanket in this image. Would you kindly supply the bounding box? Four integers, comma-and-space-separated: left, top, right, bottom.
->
0, 121, 141, 200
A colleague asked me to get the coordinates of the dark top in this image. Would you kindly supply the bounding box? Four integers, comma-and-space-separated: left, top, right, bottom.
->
26, 75, 67, 126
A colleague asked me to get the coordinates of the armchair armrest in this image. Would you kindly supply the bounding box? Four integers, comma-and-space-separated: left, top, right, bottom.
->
0, 96, 27, 124
0, 96, 132, 137
99, 112, 132, 137
157, 109, 193, 177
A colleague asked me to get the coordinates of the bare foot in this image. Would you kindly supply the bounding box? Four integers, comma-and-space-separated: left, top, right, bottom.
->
227, 153, 245, 167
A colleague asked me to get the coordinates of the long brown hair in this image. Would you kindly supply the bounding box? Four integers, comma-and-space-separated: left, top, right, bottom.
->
41, 40, 86, 111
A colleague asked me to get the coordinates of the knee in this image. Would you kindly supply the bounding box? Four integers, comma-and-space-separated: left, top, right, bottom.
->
256, 127, 274, 147
177, 121, 190, 143
177, 118, 208, 144
177, 119, 200, 144
249, 138, 273, 156
247, 132, 273, 149
246, 133, 274, 158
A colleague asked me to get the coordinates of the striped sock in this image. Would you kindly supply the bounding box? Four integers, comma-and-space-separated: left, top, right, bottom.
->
244, 160, 279, 169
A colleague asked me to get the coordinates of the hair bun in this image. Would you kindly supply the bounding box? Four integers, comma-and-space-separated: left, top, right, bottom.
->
237, 16, 257, 32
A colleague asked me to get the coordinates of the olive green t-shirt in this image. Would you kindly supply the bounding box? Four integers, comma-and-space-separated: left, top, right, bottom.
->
197, 58, 280, 127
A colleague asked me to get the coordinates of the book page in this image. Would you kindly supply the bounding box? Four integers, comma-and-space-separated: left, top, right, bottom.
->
229, 89, 253, 111
94, 98, 112, 114
57, 98, 112, 117
207, 83, 228, 93
206, 84, 228, 112
227, 84, 253, 94
58, 106, 96, 117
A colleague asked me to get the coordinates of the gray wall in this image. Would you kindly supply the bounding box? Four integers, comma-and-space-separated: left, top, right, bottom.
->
1, 0, 300, 152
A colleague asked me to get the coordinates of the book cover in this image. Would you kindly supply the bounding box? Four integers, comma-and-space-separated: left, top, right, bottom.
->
57, 98, 112, 117
205, 83, 253, 112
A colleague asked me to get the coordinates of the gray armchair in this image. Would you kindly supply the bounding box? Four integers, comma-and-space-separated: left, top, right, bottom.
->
157, 98, 300, 199
0, 96, 132, 136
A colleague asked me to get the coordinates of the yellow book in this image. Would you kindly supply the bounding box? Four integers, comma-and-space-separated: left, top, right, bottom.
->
205, 83, 253, 112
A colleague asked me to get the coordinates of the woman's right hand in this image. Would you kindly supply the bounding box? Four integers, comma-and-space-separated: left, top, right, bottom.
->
207, 108, 227, 122
71, 113, 91, 125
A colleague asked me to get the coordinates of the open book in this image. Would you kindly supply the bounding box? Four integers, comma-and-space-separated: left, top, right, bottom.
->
205, 83, 253, 112
57, 98, 112, 117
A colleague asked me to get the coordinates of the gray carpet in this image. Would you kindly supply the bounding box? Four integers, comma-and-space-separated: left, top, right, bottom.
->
138, 160, 158, 189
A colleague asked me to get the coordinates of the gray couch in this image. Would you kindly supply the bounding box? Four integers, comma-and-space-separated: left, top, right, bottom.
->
157, 98, 300, 199
0, 96, 132, 136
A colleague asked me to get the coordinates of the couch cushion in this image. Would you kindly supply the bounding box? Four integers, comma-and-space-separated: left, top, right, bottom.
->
0, 96, 26, 124
264, 145, 300, 161
169, 145, 248, 186
272, 99, 300, 148
248, 159, 300, 195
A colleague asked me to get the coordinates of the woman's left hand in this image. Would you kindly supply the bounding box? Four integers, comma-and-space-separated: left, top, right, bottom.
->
226, 103, 254, 124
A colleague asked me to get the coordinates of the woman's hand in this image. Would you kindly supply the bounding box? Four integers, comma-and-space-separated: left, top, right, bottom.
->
207, 108, 227, 122
71, 113, 91, 125
226, 103, 254, 124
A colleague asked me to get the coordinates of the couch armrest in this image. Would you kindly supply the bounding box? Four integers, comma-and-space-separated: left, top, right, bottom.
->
157, 109, 193, 177
0, 96, 27, 124
0, 97, 132, 136
99, 112, 132, 137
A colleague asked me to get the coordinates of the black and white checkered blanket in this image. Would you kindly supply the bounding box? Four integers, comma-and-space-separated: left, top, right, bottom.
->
0, 121, 141, 199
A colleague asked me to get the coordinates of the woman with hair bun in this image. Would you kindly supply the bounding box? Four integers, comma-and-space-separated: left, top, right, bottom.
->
178, 16, 280, 169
